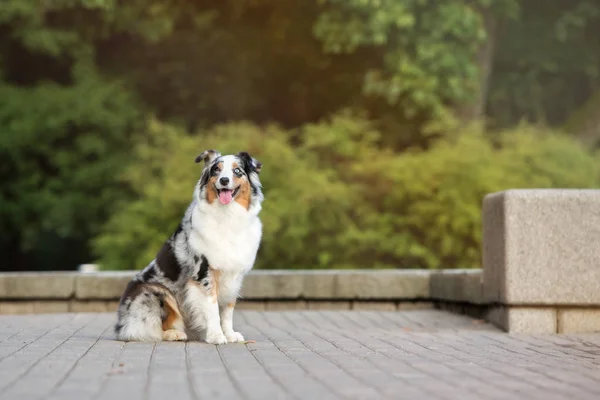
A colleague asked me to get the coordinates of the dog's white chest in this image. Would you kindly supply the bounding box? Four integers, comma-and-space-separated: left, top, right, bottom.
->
189, 204, 262, 272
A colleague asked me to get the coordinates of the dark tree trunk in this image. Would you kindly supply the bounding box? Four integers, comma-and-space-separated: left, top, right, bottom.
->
458, 6, 498, 122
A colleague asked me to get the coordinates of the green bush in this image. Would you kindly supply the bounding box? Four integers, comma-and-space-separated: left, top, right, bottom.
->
92, 118, 354, 270
0, 78, 140, 269
93, 115, 600, 270
381, 124, 600, 268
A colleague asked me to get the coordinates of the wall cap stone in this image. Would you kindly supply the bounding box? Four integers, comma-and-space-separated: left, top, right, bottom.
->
0, 269, 445, 301
0, 272, 76, 299
483, 189, 600, 305
0, 268, 482, 305
430, 269, 484, 304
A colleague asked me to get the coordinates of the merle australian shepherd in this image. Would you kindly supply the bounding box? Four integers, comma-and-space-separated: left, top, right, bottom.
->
114, 150, 263, 344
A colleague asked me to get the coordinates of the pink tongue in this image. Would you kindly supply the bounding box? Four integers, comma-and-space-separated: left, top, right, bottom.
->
219, 190, 233, 205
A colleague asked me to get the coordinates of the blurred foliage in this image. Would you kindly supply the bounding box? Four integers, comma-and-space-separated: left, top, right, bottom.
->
488, 0, 600, 130
0, 0, 152, 270
94, 114, 600, 270
2, 0, 600, 271
97, 1, 371, 130
386, 124, 600, 268
93, 117, 356, 270
0, 75, 138, 245
314, 0, 518, 122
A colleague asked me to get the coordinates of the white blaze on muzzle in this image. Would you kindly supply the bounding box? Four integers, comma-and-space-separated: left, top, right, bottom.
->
215, 156, 238, 205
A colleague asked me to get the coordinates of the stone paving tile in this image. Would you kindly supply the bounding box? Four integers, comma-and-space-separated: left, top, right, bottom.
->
0, 310, 599, 400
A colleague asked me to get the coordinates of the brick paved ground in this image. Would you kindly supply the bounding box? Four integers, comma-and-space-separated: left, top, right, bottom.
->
0, 310, 599, 400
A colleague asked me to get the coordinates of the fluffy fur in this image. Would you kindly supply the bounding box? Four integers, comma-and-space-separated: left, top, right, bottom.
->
115, 150, 264, 343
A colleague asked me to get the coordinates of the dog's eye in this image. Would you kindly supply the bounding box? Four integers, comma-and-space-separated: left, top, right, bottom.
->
212, 167, 220, 175
234, 168, 242, 176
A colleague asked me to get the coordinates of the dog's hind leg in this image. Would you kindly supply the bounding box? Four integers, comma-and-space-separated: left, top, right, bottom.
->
160, 295, 187, 341
162, 329, 187, 341
115, 281, 184, 342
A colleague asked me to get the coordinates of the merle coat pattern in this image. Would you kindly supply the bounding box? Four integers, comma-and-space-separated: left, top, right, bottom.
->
115, 150, 263, 343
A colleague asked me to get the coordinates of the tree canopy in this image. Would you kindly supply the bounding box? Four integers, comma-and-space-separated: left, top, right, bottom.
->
1, 0, 600, 271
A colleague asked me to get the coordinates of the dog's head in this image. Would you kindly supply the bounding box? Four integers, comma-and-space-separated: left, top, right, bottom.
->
194, 150, 263, 211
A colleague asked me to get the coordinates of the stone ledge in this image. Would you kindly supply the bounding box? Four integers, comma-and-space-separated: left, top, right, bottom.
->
0, 272, 75, 299
483, 189, 600, 305
430, 269, 484, 304
486, 306, 600, 334
243, 269, 431, 300
75, 271, 133, 299
0, 269, 490, 319
4, 269, 598, 334
486, 306, 558, 334
480, 189, 600, 334
557, 308, 600, 333
0, 269, 437, 301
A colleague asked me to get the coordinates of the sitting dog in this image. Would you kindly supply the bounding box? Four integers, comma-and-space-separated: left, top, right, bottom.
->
114, 150, 264, 344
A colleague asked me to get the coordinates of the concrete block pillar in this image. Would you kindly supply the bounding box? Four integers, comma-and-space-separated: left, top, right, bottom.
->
482, 189, 600, 333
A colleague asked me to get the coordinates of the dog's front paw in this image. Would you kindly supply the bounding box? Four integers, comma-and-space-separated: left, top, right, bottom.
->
225, 331, 245, 343
205, 331, 228, 345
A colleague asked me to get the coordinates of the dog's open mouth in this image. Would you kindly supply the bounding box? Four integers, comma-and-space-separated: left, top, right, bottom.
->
217, 186, 240, 205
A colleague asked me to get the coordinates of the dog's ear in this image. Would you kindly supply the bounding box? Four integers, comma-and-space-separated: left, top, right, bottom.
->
238, 151, 262, 174
195, 149, 221, 164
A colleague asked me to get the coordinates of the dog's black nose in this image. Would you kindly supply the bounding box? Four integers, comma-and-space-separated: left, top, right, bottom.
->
219, 177, 230, 186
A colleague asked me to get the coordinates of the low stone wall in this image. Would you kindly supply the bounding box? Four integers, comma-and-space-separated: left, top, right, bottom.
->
483, 189, 600, 334
3, 189, 599, 334
0, 269, 475, 314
